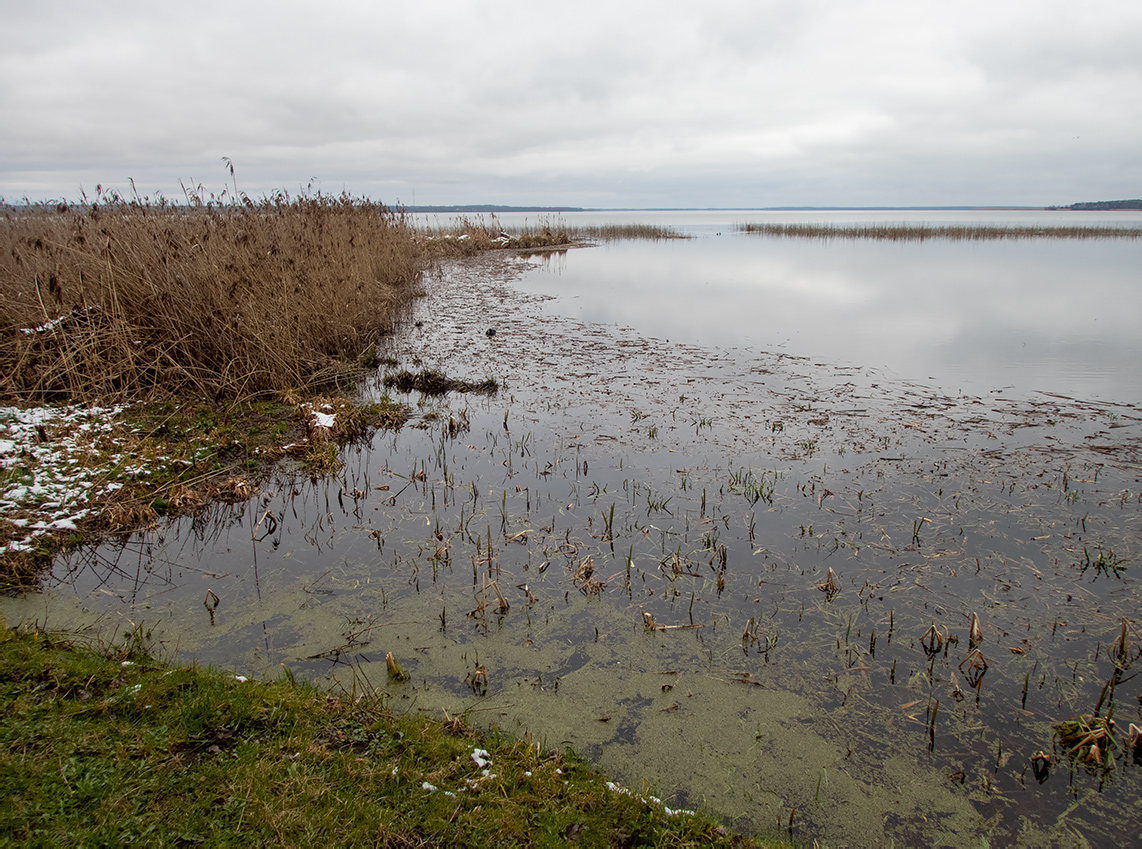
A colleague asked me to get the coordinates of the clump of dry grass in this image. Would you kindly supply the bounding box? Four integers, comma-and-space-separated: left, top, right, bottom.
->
737, 222, 1142, 241
1, 191, 424, 404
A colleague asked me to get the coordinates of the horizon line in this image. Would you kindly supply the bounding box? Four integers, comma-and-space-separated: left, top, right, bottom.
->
405, 204, 1064, 213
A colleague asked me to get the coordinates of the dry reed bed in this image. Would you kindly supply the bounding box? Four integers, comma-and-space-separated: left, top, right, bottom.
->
737, 222, 1142, 241
566, 223, 686, 241
1, 195, 424, 404
420, 216, 684, 254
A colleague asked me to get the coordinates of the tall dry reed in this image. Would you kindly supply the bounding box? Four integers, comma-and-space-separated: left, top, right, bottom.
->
1, 193, 423, 403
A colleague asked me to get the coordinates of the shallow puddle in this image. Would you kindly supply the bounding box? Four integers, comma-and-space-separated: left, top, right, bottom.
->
5, 253, 1141, 846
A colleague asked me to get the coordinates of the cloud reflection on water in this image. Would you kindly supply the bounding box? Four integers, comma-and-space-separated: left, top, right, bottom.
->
515, 226, 1142, 402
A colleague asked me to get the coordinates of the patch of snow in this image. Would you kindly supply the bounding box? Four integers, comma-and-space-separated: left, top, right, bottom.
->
470, 747, 492, 768
0, 402, 176, 554
604, 781, 692, 816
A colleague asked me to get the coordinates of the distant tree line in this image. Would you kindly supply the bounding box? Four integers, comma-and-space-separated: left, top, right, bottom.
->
1055, 199, 1142, 210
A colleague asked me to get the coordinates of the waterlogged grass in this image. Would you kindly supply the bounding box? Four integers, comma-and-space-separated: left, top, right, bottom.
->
737, 222, 1142, 240
0, 395, 408, 590
0, 624, 773, 847
383, 368, 499, 396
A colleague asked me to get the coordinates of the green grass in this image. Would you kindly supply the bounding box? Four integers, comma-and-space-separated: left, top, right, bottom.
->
1078, 547, 1127, 580
0, 624, 777, 847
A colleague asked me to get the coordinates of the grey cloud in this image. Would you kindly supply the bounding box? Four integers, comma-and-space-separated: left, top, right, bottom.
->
2, 0, 1140, 205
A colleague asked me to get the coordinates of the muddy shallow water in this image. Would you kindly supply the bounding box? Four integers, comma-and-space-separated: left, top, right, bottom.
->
6, 252, 1141, 846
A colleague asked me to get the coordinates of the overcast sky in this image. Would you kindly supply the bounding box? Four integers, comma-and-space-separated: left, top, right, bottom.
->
2, 0, 1139, 208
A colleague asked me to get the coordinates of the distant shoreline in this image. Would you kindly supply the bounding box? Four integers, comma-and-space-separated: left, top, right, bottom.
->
406, 204, 1142, 213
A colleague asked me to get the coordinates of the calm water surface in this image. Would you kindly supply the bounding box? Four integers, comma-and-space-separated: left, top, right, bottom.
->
497, 210, 1142, 404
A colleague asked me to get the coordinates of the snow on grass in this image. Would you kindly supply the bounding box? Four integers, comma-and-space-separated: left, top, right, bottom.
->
1, 404, 131, 553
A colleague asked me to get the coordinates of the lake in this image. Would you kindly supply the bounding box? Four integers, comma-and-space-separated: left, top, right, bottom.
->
489, 209, 1142, 404
5, 210, 1141, 846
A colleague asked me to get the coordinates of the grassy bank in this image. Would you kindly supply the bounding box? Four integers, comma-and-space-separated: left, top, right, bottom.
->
737, 221, 1142, 240
0, 624, 769, 847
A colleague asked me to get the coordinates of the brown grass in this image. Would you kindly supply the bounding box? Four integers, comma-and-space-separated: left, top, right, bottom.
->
737, 222, 1142, 241
1, 193, 424, 404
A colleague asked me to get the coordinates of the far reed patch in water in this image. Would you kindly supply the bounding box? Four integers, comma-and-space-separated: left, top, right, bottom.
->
568, 223, 688, 241
383, 368, 498, 396
737, 222, 1142, 240
420, 215, 686, 254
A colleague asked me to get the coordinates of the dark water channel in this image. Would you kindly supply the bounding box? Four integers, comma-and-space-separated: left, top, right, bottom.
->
5, 249, 1142, 846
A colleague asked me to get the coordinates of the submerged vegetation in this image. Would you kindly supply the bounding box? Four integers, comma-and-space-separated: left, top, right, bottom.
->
0, 624, 765, 846
737, 221, 1142, 241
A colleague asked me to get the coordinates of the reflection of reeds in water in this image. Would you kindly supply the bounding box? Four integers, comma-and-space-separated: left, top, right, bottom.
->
737, 222, 1142, 240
